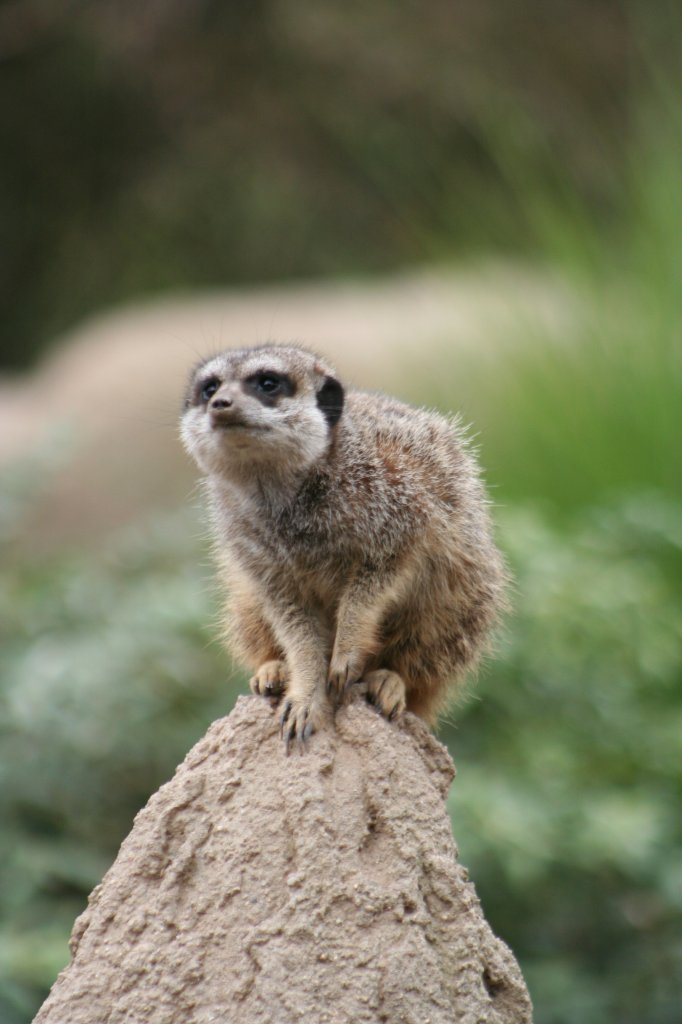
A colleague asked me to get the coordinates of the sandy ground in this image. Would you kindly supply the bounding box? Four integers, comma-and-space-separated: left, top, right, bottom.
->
0, 263, 568, 550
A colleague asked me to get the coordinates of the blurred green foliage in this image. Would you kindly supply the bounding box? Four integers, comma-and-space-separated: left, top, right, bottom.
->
448, 498, 682, 1024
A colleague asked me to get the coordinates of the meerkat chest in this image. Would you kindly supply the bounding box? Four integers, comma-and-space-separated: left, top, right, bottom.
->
213, 461, 413, 579
216, 486, 343, 572
224, 508, 347, 619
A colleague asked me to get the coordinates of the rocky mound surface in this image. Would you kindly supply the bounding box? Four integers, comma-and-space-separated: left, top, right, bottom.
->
34, 695, 532, 1023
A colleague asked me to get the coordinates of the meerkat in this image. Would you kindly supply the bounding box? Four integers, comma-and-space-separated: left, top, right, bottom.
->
180, 344, 506, 752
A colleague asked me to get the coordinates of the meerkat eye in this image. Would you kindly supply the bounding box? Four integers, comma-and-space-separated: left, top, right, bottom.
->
244, 371, 295, 401
256, 374, 282, 395
200, 377, 221, 403
245, 370, 296, 397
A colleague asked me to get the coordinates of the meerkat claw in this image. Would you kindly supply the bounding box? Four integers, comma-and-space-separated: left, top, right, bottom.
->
279, 699, 292, 735
251, 659, 288, 698
364, 669, 407, 721
280, 700, 303, 755
327, 655, 363, 705
279, 699, 326, 754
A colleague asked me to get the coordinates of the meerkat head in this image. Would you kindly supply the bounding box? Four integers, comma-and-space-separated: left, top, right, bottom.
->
180, 344, 344, 481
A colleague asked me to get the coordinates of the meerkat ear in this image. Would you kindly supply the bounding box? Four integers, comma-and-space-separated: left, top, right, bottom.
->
317, 375, 344, 428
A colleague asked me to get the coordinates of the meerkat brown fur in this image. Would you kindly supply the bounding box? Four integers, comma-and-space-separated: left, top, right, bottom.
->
181, 344, 506, 751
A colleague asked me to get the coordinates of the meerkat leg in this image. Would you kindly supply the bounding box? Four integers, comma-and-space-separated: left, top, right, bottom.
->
249, 659, 289, 698
222, 577, 284, 674
265, 603, 332, 752
279, 662, 330, 751
364, 669, 407, 720
328, 565, 413, 704
328, 600, 387, 702
279, 653, 330, 752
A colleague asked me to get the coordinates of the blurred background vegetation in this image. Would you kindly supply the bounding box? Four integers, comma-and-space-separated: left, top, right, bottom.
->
1, 1, 681, 1022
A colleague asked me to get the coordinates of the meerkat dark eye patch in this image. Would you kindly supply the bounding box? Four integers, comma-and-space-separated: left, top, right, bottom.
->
317, 375, 344, 428
244, 371, 295, 405
198, 376, 221, 404
184, 374, 221, 407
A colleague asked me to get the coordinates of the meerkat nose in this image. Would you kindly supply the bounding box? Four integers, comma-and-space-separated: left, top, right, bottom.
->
209, 392, 241, 428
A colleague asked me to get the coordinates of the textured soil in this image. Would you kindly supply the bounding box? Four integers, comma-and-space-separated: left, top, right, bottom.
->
34, 696, 532, 1024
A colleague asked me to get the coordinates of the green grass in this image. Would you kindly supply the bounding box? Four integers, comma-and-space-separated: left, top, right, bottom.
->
475, 295, 680, 516
410, 94, 682, 519
407, 20, 682, 518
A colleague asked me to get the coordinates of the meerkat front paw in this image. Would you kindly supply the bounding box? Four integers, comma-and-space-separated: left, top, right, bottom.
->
364, 669, 406, 721
249, 659, 289, 698
279, 695, 329, 754
326, 653, 365, 704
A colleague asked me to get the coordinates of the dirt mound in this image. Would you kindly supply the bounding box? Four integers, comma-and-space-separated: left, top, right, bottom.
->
34, 696, 532, 1023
